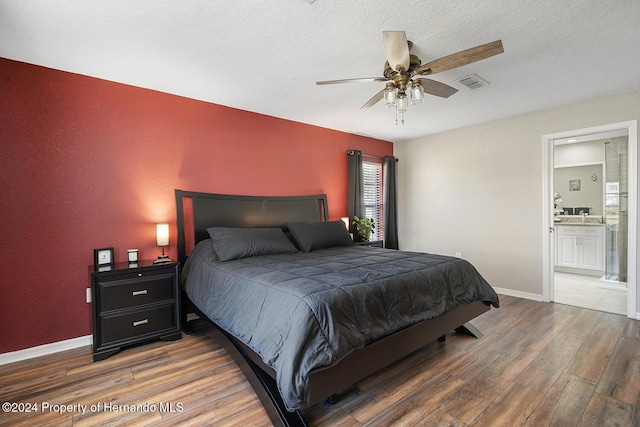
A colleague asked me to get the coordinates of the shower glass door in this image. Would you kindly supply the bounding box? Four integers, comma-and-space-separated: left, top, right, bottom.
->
604, 137, 628, 282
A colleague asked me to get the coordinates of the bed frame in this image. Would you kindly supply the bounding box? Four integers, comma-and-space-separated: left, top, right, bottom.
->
175, 189, 490, 427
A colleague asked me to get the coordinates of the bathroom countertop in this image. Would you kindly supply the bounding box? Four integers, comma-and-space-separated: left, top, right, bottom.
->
554, 219, 604, 226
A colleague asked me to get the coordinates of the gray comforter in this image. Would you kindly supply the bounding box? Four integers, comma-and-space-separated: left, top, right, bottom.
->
182, 240, 499, 411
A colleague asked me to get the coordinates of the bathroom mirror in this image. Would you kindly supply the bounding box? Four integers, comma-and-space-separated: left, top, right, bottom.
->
554, 164, 603, 215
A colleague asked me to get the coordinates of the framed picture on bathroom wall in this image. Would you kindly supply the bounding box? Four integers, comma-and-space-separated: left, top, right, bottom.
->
569, 179, 581, 191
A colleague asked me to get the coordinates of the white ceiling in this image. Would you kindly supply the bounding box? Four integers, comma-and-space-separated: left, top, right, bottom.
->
1, 0, 639, 143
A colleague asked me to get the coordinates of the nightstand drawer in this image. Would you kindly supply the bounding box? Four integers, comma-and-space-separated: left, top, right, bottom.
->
99, 273, 175, 311
100, 303, 176, 345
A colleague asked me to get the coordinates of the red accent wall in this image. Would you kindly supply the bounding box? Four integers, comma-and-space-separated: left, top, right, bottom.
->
0, 58, 393, 354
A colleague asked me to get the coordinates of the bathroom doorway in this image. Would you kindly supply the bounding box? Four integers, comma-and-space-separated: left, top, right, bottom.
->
542, 121, 637, 318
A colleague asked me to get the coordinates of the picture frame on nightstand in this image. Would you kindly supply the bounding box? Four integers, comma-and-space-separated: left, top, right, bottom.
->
94, 247, 114, 268
127, 249, 139, 263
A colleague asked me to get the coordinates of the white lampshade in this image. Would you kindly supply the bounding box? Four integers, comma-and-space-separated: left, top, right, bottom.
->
156, 223, 169, 247
341, 217, 350, 229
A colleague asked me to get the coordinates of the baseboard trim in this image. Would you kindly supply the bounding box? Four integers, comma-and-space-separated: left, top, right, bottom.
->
493, 287, 544, 302
0, 335, 92, 366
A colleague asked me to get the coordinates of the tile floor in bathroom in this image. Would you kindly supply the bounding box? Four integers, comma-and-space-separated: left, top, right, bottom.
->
554, 271, 627, 315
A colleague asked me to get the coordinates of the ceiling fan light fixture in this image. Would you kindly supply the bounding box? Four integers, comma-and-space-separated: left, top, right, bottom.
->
384, 83, 398, 107
395, 92, 408, 126
396, 92, 408, 113
317, 32, 504, 126
410, 81, 424, 104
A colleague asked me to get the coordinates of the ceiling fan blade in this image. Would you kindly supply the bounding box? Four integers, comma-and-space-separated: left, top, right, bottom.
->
382, 31, 410, 72
415, 40, 504, 75
316, 77, 387, 85
413, 77, 458, 98
361, 89, 385, 109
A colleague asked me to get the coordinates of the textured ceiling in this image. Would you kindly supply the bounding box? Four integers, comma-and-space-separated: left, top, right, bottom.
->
1, 0, 639, 143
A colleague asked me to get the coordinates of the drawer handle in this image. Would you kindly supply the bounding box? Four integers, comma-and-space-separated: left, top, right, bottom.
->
132, 290, 148, 296
133, 319, 149, 327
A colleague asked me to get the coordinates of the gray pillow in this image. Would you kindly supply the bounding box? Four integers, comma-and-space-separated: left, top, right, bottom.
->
207, 227, 299, 261
287, 221, 354, 252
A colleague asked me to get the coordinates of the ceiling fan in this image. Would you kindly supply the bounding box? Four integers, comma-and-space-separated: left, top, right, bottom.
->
316, 31, 504, 124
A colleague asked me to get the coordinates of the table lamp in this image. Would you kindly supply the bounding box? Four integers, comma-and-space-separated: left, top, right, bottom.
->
153, 223, 171, 264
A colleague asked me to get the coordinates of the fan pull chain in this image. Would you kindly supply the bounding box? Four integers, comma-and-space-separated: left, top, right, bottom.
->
395, 107, 405, 125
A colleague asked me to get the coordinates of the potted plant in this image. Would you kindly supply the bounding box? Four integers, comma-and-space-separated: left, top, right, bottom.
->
554, 192, 563, 209
554, 192, 564, 221
352, 216, 375, 242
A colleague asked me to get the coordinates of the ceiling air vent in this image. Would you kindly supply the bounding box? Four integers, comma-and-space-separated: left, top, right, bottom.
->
456, 74, 490, 90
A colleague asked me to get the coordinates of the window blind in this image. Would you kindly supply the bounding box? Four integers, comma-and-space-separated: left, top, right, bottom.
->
363, 160, 384, 241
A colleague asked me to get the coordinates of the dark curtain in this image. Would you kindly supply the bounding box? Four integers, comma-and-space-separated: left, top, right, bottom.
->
346, 150, 364, 233
383, 156, 399, 249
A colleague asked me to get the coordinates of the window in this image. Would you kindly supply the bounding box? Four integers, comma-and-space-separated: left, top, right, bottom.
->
363, 160, 383, 241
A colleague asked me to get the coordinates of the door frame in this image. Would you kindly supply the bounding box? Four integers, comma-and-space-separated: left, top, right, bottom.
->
542, 120, 638, 319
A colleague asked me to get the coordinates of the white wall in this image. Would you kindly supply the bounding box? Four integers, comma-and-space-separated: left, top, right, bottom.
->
554, 164, 603, 215
395, 88, 640, 311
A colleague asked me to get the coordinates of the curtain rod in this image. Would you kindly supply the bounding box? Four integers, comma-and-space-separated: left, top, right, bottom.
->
347, 150, 398, 161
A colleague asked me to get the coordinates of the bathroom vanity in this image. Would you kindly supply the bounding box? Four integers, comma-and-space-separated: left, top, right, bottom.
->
554, 221, 605, 275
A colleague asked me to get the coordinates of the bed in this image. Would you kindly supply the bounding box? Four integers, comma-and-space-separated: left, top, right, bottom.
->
175, 190, 499, 426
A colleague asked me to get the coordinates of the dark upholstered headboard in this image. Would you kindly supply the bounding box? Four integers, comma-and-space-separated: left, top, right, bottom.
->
175, 190, 328, 263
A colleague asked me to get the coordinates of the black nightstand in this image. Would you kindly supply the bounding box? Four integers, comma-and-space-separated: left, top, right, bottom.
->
353, 240, 384, 248
90, 260, 181, 361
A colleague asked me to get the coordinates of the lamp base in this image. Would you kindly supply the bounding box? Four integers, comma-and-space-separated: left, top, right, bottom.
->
153, 255, 171, 264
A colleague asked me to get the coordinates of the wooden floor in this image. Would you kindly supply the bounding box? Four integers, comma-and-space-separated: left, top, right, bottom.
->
2, 296, 639, 426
